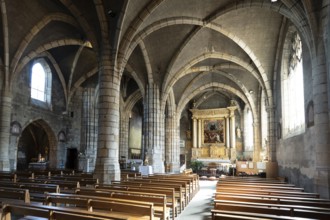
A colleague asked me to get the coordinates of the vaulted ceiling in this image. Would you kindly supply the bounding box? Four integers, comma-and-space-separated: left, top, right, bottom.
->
3, 0, 317, 117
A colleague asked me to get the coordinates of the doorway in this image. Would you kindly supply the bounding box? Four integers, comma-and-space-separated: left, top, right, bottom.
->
66, 148, 78, 170
17, 121, 49, 171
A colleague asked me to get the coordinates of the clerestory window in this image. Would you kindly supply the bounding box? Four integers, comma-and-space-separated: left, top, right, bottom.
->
282, 31, 305, 137
30, 58, 52, 106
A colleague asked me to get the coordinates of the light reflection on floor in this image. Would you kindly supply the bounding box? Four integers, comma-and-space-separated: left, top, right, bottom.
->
177, 180, 217, 220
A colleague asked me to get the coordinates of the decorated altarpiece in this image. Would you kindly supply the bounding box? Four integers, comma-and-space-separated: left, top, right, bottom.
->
190, 107, 237, 162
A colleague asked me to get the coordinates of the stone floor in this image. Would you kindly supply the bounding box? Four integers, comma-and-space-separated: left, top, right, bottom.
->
177, 179, 217, 220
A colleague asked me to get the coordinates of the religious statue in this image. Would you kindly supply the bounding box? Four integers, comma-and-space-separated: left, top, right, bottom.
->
186, 129, 191, 140
236, 127, 241, 139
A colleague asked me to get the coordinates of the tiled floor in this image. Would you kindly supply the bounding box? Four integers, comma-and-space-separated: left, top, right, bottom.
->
177, 180, 217, 220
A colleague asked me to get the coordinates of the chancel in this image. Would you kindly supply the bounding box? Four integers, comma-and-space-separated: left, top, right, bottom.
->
0, 1, 330, 219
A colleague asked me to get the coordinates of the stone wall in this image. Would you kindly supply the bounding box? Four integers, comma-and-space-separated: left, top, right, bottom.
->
9, 65, 83, 170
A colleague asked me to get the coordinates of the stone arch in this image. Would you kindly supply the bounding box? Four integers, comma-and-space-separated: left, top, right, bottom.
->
17, 119, 57, 170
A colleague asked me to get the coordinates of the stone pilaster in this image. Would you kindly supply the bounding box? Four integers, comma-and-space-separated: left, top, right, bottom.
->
0, 88, 11, 171
94, 50, 120, 183
225, 116, 230, 147
266, 106, 276, 162
198, 119, 202, 148
192, 118, 197, 148
144, 84, 164, 173
252, 121, 261, 162
119, 112, 129, 160
81, 88, 98, 171
165, 113, 180, 172
312, 9, 330, 197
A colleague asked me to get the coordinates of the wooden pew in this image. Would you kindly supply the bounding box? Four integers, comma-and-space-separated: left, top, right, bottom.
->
218, 181, 296, 187
217, 184, 304, 192
214, 193, 330, 208
36, 175, 99, 186
112, 180, 185, 212
150, 173, 200, 194
0, 181, 60, 202
16, 177, 80, 192
0, 187, 30, 205
136, 177, 191, 204
0, 172, 16, 182
214, 176, 329, 219
75, 188, 167, 220
211, 209, 318, 220
0, 203, 130, 220
143, 175, 196, 201
215, 188, 320, 198
212, 200, 330, 219
214, 199, 330, 217
95, 184, 175, 219
43, 193, 157, 220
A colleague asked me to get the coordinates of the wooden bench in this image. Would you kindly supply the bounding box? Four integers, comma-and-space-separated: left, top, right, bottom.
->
43, 193, 157, 220
212, 200, 330, 219
214, 199, 330, 216
150, 173, 200, 195
213, 176, 329, 219
214, 193, 330, 208
0, 187, 30, 205
211, 209, 318, 220
143, 176, 195, 202
75, 188, 166, 220
16, 177, 80, 191
112, 180, 185, 212
217, 184, 304, 192
0, 181, 60, 202
0, 203, 130, 220
215, 187, 320, 198
95, 184, 175, 219
37, 175, 99, 186
0, 172, 16, 182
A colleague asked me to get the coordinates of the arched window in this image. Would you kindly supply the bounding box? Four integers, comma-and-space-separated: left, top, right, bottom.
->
282, 31, 305, 137
31, 63, 46, 101
30, 58, 52, 105
243, 106, 254, 152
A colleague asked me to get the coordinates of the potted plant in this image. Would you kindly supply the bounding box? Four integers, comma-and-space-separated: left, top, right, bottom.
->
190, 160, 204, 173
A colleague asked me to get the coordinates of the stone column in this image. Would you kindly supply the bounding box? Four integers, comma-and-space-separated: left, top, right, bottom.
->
94, 50, 120, 183
266, 106, 276, 162
119, 112, 129, 160
313, 6, 330, 197
227, 106, 236, 159
225, 116, 230, 147
252, 121, 261, 162
81, 88, 97, 172
165, 113, 180, 172
198, 119, 202, 148
144, 83, 164, 173
0, 88, 11, 171
192, 118, 197, 148
229, 111, 236, 148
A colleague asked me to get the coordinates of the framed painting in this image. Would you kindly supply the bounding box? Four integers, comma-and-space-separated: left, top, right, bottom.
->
203, 119, 224, 144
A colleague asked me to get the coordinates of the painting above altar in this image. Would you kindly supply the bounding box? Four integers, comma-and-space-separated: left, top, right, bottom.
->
203, 119, 224, 144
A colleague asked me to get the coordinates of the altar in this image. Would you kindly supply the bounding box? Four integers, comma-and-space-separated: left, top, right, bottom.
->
28, 162, 49, 170
139, 165, 153, 176
191, 145, 228, 159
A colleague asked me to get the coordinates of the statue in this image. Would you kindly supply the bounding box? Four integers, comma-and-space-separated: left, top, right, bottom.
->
186, 130, 191, 140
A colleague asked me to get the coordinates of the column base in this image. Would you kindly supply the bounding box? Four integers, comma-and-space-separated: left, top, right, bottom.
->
94, 161, 120, 183
0, 160, 10, 171
314, 167, 330, 199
